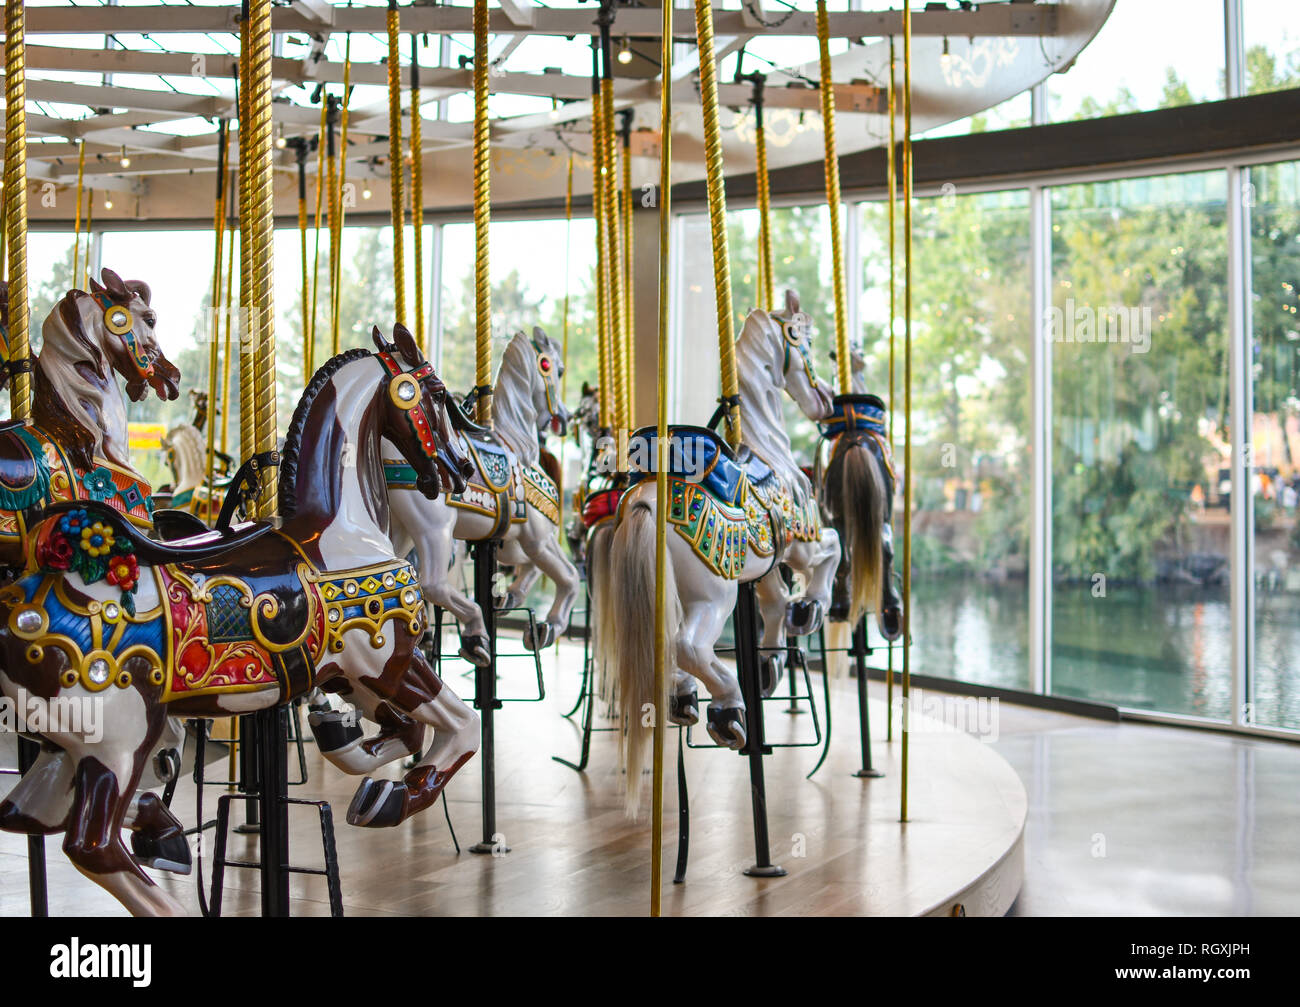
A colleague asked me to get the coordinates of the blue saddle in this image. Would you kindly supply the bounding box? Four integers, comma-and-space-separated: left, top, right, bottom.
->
819, 393, 887, 440
626, 425, 772, 506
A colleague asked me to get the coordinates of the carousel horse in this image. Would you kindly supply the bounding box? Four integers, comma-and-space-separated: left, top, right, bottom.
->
159, 417, 230, 524
386, 326, 579, 667
815, 343, 903, 638
601, 290, 841, 809
0, 325, 479, 916
0, 270, 182, 575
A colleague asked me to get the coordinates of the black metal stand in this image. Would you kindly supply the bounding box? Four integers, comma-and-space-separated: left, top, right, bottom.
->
469, 539, 507, 855
851, 618, 883, 779
235, 712, 259, 833
255, 706, 290, 916
735, 581, 786, 878
673, 729, 689, 884
16, 737, 47, 917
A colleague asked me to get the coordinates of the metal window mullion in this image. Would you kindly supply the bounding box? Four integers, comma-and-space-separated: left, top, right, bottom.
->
1030, 178, 1052, 697
428, 221, 444, 367
843, 200, 860, 351
1227, 162, 1253, 728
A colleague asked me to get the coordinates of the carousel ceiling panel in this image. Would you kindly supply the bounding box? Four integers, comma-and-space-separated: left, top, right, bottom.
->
11, 1, 1115, 222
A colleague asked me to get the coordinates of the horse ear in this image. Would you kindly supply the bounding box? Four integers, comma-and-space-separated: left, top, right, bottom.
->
88, 275, 106, 295
125, 279, 152, 305
371, 326, 387, 352
392, 323, 422, 365
784, 289, 799, 316
582, 380, 593, 396
101, 268, 129, 302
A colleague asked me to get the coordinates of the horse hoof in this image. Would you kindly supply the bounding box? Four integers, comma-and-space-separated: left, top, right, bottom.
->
459, 635, 492, 668
878, 606, 904, 642
496, 590, 524, 612
346, 778, 405, 828
524, 622, 557, 651
828, 594, 850, 623
759, 655, 784, 698
669, 691, 699, 726
129, 829, 192, 875
706, 706, 747, 750
785, 599, 824, 637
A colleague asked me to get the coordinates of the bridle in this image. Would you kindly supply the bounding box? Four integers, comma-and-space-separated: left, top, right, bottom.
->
377, 349, 466, 496
778, 313, 819, 386
92, 291, 155, 382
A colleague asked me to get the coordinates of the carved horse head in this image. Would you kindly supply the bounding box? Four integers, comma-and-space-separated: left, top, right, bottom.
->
491, 326, 568, 468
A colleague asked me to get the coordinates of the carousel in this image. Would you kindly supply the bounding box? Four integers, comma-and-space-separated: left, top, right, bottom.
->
0, 0, 1114, 918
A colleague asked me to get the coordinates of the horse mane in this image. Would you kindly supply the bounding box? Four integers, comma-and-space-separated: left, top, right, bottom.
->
736, 307, 804, 486
278, 346, 373, 519
492, 331, 541, 466
163, 422, 207, 491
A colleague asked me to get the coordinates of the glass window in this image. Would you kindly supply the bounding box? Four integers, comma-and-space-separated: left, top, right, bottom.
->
859, 188, 1033, 689
1243, 0, 1300, 94
1248, 159, 1300, 731
918, 92, 1031, 140
1049, 170, 1231, 719
1048, 0, 1226, 121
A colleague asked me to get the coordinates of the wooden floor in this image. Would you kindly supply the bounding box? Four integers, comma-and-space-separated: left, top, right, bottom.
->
0, 639, 1026, 916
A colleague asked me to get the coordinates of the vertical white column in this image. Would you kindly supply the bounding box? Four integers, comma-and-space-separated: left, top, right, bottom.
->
428, 221, 444, 368
1029, 81, 1051, 696
844, 200, 860, 354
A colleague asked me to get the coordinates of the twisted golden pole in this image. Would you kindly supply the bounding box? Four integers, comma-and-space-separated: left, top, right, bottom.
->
650, 0, 674, 919
693, 0, 740, 447
885, 35, 897, 742
816, 0, 850, 396
386, 2, 406, 325
295, 143, 310, 389
242, 0, 278, 518
590, 55, 612, 431
238, 34, 254, 481
472, 0, 492, 426
206, 121, 229, 499
410, 34, 425, 347
600, 74, 626, 434
4, 0, 32, 422
620, 117, 635, 424
220, 168, 236, 460
309, 95, 326, 372
72, 140, 85, 289
333, 35, 353, 352
755, 122, 774, 310
901, 1, 914, 824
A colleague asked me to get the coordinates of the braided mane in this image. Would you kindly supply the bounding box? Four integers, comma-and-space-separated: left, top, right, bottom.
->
278, 347, 374, 518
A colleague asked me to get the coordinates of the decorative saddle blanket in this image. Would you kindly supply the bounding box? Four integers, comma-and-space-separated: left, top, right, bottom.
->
623, 425, 820, 580
818, 393, 896, 480
3, 526, 425, 705
384, 432, 560, 539
0, 422, 155, 545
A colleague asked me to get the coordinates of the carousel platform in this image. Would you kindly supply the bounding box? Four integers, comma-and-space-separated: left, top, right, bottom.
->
0, 638, 1025, 917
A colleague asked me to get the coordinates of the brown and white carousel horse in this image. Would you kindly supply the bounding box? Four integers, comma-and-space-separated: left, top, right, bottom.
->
0, 325, 479, 916
386, 327, 579, 666
0, 270, 181, 574
601, 290, 842, 813
815, 342, 903, 638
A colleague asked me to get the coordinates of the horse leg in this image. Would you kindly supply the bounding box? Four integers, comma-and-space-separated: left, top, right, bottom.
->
406, 502, 490, 667
307, 679, 426, 776
345, 645, 479, 828
675, 578, 747, 750
754, 568, 789, 698
124, 791, 191, 875
784, 529, 840, 637
500, 561, 542, 611
877, 521, 904, 640
0, 743, 74, 834
517, 517, 580, 651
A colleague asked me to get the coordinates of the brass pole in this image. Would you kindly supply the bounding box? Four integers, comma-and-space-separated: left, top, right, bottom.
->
332, 35, 352, 346
816, 0, 850, 395
205, 121, 229, 501
601, 74, 626, 434
900, 1, 914, 823
410, 34, 425, 347
885, 35, 897, 742
386, 1, 406, 325
620, 114, 635, 424
693, 0, 740, 447
650, 0, 673, 919
72, 140, 85, 288
309, 95, 327, 373
755, 120, 773, 310
81, 188, 92, 288
220, 168, 236, 460
238, 28, 254, 482
472, 0, 492, 426
242, 0, 278, 518
4, 0, 33, 422
295, 140, 310, 385
590, 43, 612, 431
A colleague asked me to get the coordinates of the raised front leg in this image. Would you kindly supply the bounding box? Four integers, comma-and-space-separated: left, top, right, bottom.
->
754, 567, 790, 698
517, 515, 581, 651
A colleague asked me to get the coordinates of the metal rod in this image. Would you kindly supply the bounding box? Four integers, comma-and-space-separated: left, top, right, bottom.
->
472, 0, 492, 425
5, 0, 33, 423
468, 540, 506, 854
816, 0, 850, 395
386, 1, 406, 324
900, 1, 913, 823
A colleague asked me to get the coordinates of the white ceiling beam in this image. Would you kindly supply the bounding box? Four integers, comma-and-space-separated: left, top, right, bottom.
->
496, 0, 536, 30
20, 5, 1061, 39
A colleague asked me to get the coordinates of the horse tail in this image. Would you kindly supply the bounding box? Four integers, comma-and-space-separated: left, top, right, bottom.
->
839, 441, 885, 628
603, 497, 675, 818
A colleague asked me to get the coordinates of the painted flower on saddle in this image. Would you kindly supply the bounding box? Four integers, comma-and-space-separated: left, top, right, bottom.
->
106, 552, 139, 593
57, 508, 90, 538
79, 522, 115, 557
37, 531, 74, 571
82, 466, 117, 503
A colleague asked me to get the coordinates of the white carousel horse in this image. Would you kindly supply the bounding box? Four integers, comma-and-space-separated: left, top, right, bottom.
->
159, 420, 229, 524
816, 342, 903, 637
386, 327, 579, 667
0, 325, 479, 916
601, 290, 841, 811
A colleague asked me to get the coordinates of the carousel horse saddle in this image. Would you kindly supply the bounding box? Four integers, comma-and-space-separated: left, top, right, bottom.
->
39, 501, 273, 566
819, 393, 887, 439
625, 425, 774, 505
0, 422, 52, 513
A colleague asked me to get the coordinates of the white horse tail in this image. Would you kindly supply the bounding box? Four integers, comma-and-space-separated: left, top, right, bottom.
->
604, 500, 675, 818
839, 441, 885, 628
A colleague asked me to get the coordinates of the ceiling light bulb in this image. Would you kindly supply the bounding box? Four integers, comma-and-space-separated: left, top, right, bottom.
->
119, 145, 130, 168
104, 198, 114, 209
617, 37, 633, 65
363, 186, 372, 200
